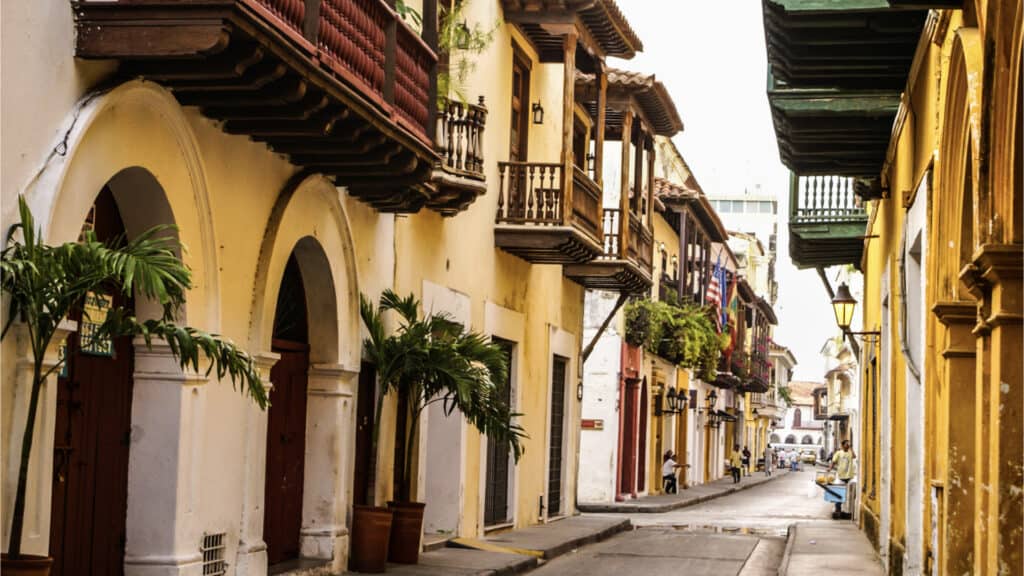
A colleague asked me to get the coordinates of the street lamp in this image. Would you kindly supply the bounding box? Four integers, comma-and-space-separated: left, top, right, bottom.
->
830, 282, 880, 337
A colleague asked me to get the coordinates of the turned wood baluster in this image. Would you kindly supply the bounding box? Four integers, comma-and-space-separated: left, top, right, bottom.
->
455, 102, 466, 171
445, 101, 455, 167
497, 164, 506, 221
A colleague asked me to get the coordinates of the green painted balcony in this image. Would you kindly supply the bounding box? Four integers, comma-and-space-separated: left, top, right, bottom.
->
762, 0, 932, 184
789, 174, 869, 269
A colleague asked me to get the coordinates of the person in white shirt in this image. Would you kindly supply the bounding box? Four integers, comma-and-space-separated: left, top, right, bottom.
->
662, 450, 683, 494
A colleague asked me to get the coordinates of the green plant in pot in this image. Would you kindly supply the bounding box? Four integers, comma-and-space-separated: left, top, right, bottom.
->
0, 197, 266, 575
357, 290, 525, 567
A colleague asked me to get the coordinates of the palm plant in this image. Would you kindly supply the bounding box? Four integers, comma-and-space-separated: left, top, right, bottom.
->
1, 196, 266, 559
359, 290, 524, 502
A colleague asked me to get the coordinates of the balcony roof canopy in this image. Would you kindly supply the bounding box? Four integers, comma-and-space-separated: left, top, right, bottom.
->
654, 178, 728, 242
763, 0, 931, 178
577, 68, 684, 137
501, 0, 642, 61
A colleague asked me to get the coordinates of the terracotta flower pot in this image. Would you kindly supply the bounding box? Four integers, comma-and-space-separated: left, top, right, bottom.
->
348, 505, 393, 573
386, 501, 425, 564
1, 554, 53, 576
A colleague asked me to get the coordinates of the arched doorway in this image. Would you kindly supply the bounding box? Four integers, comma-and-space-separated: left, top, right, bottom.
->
263, 254, 310, 567
48, 186, 134, 576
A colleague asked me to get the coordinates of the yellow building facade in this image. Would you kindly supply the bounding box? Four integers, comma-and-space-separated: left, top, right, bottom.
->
764, 1, 1021, 573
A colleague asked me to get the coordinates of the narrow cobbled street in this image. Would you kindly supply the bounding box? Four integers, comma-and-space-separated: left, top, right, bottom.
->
535, 469, 832, 576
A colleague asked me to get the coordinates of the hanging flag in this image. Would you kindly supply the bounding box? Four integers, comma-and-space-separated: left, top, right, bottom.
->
706, 261, 721, 312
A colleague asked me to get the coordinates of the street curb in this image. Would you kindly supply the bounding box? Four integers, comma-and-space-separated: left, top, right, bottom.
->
777, 523, 797, 576
537, 517, 632, 559
578, 470, 791, 514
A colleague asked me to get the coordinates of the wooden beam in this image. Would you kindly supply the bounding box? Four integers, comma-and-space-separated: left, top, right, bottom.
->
594, 62, 607, 187
618, 109, 633, 259
581, 292, 630, 363
560, 28, 578, 226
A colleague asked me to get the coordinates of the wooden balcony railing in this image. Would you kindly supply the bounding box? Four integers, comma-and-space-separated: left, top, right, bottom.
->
791, 175, 867, 224
572, 166, 603, 241
627, 214, 653, 270
436, 97, 487, 178
496, 162, 564, 225
601, 208, 623, 259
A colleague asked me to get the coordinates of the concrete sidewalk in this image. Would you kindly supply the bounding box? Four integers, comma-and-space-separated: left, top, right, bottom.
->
577, 469, 790, 513
779, 521, 883, 576
347, 516, 630, 576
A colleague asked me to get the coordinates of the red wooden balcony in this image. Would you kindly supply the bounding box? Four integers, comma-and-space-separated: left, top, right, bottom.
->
73, 0, 440, 212
428, 97, 488, 215
564, 207, 653, 294
494, 162, 603, 264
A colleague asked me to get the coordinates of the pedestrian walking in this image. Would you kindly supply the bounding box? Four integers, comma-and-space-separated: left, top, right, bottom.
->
828, 440, 857, 518
742, 446, 751, 476
763, 443, 773, 476
790, 448, 799, 471
730, 444, 742, 483
662, 450, 683, 494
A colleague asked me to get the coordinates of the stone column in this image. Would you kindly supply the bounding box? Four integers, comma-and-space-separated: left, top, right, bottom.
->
300, 364, 358, 572
969, 246, 1022, 573
1, 321, 75, 556
234, 352, 278, 576
932, 301, 976, 576
124, 339, 209, 576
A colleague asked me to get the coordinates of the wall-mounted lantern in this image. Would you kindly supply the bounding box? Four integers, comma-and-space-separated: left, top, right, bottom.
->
532, 101, 544, 125
660, 388, 685, 416
586, 152, 596, 173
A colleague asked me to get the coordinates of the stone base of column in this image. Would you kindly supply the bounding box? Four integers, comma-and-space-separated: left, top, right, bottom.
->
234, 541, 268, 576
300, 526, 350, 573
124, 552, 203, 576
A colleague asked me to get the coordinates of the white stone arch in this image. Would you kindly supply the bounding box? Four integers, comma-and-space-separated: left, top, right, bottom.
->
5, 80, 222, 573
24, 79, 219, 328
238, 173, 361, 574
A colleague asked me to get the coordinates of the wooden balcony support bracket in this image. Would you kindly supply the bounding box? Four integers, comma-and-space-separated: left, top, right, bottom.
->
561, 28, 579, 226
73, 0, 442, 213
618, 110, 633, 260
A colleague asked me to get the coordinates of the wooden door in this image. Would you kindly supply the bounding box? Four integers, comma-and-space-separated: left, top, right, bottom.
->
263, 341, 309, 566
547, 356, 567, 516
353, 361, 377, 506
509, 52, 530, 162
618, 379, 637, 496
484, 340, 514, 526
49, 187, 133, 576
637, 377, 648, 492
264, 254, 309, 567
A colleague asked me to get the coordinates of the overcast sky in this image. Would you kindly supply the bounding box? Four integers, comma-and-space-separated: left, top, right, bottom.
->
610, 0, 836, 381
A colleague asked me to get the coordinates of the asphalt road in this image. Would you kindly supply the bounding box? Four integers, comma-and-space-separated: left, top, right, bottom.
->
533, 468, 834, 576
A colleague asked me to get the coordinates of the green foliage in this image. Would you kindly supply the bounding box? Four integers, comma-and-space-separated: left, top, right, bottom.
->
360, 290, 525, 502
623, 299, 721, 381
777, 385, 794, 407
438, 0, 497, 105
1, 195, 265, 558
394, 0, 498, 106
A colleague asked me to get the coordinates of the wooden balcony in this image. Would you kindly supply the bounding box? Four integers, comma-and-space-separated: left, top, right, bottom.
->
428, 97, 488, 215
494, 163, 603, 264
564, 208, 652, 293
74, 0, 440, 212
789, 174, 869, 269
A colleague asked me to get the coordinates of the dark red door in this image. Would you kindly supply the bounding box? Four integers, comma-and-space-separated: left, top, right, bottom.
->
49, 187, 134, 576
637, 377, 648, 492
353, 361, 376, 506
618, 379, 637, 496
264, 254, 310, 566
263, 340, 309, 566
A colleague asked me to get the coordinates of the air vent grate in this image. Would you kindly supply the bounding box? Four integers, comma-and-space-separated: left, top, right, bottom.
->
200, 532, 228, 576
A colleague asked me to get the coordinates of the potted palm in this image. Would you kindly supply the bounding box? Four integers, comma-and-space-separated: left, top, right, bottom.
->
356, 291, 524, 567
0, 197, 266, 575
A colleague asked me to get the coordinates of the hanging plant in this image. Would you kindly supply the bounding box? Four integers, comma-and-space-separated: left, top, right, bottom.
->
623, 299, 721, 380
395, 0, 498, 107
